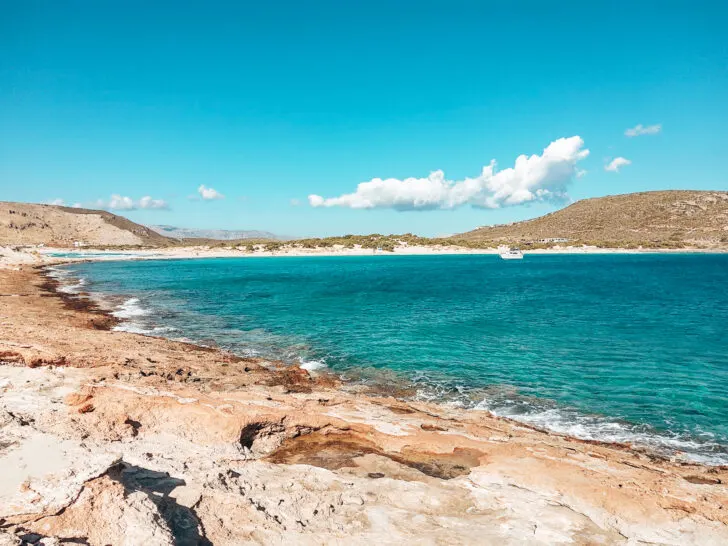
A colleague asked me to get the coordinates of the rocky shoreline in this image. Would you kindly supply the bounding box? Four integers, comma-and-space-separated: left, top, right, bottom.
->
1, 265, 727, 545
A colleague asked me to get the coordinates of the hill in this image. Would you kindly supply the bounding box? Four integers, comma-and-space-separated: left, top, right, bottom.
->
458, 191, 728, 246
0, 202, 172, 246
149, 225, 284, 241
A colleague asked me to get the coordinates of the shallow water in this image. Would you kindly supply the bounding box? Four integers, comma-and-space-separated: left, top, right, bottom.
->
44, 251, 145, 258
63, 254, 728, 464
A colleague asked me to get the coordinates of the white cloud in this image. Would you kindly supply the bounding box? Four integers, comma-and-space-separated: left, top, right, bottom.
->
108, 194, 135, 210
138, 196, 169, 210
198, 185, 225, 200
72, 203, 82, 208
604, 157, 631, 173
48, 198, 65, 206
625, 124, 661, 137
308, 136, 589, 211
576, 169, 587, 178
93, 194, 169, 211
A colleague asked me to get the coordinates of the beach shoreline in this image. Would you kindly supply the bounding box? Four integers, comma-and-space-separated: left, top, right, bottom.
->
44, 256, 728, 466
1, 259, 728, 543
39, 243, 728, 261
3, 243, 727, 273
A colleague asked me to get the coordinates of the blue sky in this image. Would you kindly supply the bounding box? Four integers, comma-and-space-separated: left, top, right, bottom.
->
1, 1, 726, 237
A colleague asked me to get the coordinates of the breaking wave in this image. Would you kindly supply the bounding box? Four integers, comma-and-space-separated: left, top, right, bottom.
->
112, 297, 150, 319
407, 375, 728, 465
46, 266, 87, 294
299, 358, 328, 372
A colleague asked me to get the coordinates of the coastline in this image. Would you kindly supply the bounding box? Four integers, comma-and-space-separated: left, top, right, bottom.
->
49, 257, 728, 467
41, 243, 728, 262
1, 260, 728, 543
3, 242, 726, 271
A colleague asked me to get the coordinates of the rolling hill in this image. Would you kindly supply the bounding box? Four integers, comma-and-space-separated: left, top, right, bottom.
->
0, 202, 172, 246
458, 191, 728, 245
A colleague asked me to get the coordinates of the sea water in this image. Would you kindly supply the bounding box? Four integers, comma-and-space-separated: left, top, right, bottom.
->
62, 254, 728, 464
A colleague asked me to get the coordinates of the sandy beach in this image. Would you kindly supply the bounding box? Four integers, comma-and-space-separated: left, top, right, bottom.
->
2, 242, 726, 273
0, 251, 727, 545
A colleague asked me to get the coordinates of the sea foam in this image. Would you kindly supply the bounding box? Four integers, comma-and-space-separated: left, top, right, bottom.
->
57, 277, 87, 294
112, 297, 150, 319
299, 358, 327, 371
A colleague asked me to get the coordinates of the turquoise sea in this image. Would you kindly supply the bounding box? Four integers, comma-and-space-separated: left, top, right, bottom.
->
56, 254, 728, 464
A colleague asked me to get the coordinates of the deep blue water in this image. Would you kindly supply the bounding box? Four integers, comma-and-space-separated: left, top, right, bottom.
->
59, 254, 728, 464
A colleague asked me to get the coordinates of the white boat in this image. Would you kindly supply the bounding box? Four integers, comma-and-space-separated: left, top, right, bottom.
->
499, 247, 524, 260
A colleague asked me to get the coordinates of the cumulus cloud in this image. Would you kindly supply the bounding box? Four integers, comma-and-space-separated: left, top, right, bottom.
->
308, 136, 589, 211
604, 157, 631, 173
198, 185, 225, 200
94, 194, 169, 211
138, 196, 169, 209
625, 124, 661, 137
108, 195, 135, 210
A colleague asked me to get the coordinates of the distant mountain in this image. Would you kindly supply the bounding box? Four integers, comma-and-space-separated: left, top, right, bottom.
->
0, 202, 172, 246
457, 190, 728, 245
149, 225, 284, 241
